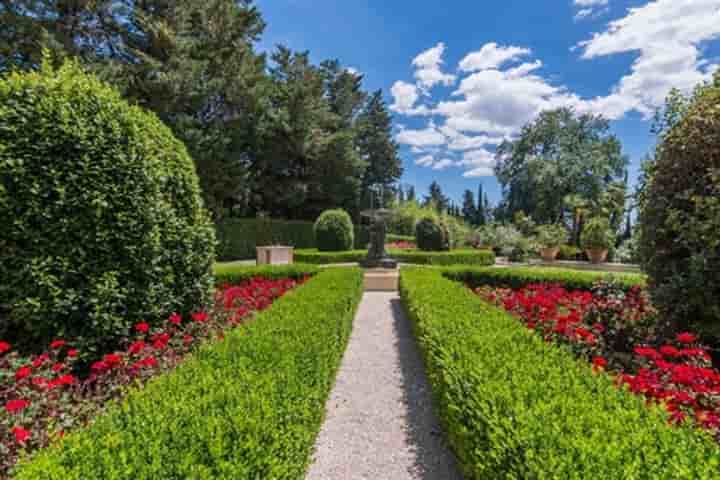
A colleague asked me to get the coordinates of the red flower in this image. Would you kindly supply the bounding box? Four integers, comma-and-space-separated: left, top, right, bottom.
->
32, 353, 49, 368
103, 353, 123, 368
135, 322, 150, 333
67, 349, 79, 358
91, 361, 109, 374
169, 312, 182, 325
139, 356, 158, 368
676, 332, 698, 344
0, 341, 10, 355
47, 375, 75, 389
50, 339, 66, 350
31, 377, 47, 387
5, 399, 30, 414
51, 363, 65, 373
660, 345, 681, 358
183, 335, 194, 345
191, 312, 209, 323
592, 357, 608, 369
634, 346, 661, 361
526, 322, 537, 330
15, 366, 32, 382
12, 426, 31, 444
591, 323, 606, 333
128, 340, 146, 355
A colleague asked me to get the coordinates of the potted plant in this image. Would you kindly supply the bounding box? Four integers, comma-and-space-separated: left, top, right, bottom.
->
581, 217, 614, 264
535, 224, 569, 261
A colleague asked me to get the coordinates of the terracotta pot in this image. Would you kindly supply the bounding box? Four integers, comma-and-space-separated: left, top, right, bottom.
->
540, 247, 560, 262
586, 248, 608, 264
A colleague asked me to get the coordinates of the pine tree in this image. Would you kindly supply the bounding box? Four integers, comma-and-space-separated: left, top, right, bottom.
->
462, 189, 477, 225
407, 185, 416, 203
476, 184, 486, 225
424, 181, 449, 212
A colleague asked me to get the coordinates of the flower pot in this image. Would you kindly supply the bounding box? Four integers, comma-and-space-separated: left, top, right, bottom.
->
585, 248, 608, 264
540, 247, 560, 262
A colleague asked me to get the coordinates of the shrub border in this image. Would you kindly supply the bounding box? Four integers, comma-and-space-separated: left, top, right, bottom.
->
400, 267, 719, 478
16, 267, 364, 479
294, 248, 496, 266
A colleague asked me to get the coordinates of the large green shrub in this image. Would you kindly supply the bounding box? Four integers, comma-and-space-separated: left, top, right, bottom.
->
400, 267, 719, 478
639, 79, 720, 335
536, 224, 569, 248
581, 217, 614, 250
0, 60, 215, 350
415, 216, 449, 251
314, 209, 354, 252
16, 267, 364, 479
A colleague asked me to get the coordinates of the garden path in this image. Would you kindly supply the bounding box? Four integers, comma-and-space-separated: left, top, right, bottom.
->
306, 292, 463, 480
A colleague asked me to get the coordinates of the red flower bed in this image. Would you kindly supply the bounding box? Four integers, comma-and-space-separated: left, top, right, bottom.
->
477, 281, 720, 442
0, 276, 303, 476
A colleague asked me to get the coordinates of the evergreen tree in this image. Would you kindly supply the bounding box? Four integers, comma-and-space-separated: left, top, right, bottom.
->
424, 181, 449, 212
406, 185, 416, 203
462, 189, 477, 225
476, 184, 487, 225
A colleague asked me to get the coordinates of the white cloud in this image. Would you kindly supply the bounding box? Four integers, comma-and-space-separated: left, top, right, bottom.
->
459, 43, 531, 72
578, 0, 720, 118
415, 155, 435, 167
393, 1, 720, 178
395, 124, 446, 147
573, 0, 609, 21
412, 42, 457, 89
574, 8, 594, 20
432, 159, 456, 170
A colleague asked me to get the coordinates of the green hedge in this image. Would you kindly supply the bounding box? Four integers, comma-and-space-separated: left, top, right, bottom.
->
387, 234, 415, 243
217, 219, 370, 260
400, 267, 720, 479
293, 249, 496, 266
213, 263, 320, 285
16, 267, 364, 479
445, 266, 645, 291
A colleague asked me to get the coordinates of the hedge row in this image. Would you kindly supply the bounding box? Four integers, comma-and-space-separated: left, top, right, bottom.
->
216, 219, 370, 260
399, 267, 720, 479
16, 267, 364, 479
445, 265, 645, 291
387, 234, 415, 243
213, 263, 320, 285
293, 249, 496, 266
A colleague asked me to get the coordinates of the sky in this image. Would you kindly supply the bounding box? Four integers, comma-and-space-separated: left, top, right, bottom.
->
255, 0, 720, 206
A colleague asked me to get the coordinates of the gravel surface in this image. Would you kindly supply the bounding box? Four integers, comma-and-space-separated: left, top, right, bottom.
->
306, 292, 463, 480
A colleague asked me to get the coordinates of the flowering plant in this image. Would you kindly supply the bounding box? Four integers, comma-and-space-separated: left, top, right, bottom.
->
0, 276, 303, 476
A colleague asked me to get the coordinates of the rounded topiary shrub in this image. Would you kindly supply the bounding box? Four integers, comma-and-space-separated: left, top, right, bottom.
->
314, 209, 354, 252
0, 60, 216, 351
415, 216, 450, 251
639, 79, 720, 336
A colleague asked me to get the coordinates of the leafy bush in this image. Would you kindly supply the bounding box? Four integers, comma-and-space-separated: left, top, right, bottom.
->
639, 79, 720, 336
415, 216, 450, 251
0, 60, 215, 351
314, 209, 355, 252
473, 224, 497, 248
387, 234, 415, 243
444, 266, 645, 292
213, 263, 319, 285
581, 217, 614, 250
294, 249, 495, 266
15, 267, 364, 479
536, 224, 569, 248
216, 219, 316, 260
616, 235, 640, 264
388, 202, 438, 236
400, 267, 720, 479
558, 244, 584, 261
493, 224, 524, 256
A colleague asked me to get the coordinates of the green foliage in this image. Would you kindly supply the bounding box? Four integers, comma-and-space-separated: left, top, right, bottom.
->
581, 217, 615, 250
558, 244, 584, 261
294, 249, 495, 266
444, 266, 645, 291
415, 216, 450, 251
640, 75, 720, 335
495, 108, 628, 225
216, 219, 316, 260
616, 234, 640, 265
400, 267, 719, 479
15, 267, 364, 479
423, 181, 449, 213
388, 201, 438, 236
314, 209, 355, 252
387, 234, 415, 243
0, 60, 215, 351
212, 263, 319, 285
536, 224, 569, 248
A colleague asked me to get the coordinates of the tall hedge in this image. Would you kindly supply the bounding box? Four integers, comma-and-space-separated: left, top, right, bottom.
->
314, 209, 354, 252
0, 60, 216, 351
639, 79, 720, 336
415, 216, 450, 251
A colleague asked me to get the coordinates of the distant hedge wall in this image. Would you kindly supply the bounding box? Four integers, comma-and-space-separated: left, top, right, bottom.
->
294, 249, 495, 266
217, 219, 370, 260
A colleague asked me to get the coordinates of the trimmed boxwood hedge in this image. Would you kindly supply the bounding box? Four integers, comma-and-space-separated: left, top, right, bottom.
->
213, 263, 320, 285
400, 267, 720, 479
445, 266, 645, 291
293, 249, 496, 266
15, 267, 364, 479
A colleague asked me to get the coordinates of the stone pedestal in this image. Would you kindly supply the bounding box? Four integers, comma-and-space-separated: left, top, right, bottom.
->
364, 268, 399, 292
256, 246, 294, 265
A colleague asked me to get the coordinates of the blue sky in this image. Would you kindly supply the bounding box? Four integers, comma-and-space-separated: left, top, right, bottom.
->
255, 0, 720, 206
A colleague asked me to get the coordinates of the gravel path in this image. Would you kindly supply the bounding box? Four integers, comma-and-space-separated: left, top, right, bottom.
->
306, 292, 463, 480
